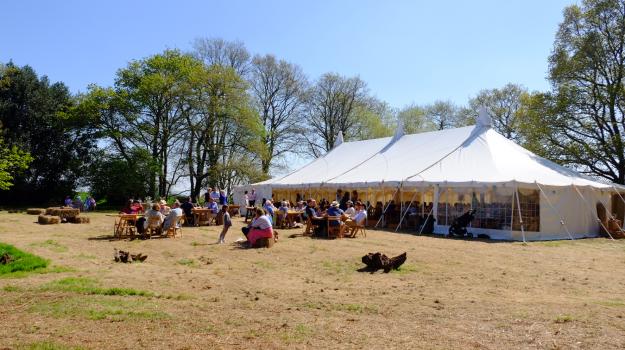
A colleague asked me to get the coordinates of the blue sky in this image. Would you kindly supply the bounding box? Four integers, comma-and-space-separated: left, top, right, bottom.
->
1, 0, 574, 108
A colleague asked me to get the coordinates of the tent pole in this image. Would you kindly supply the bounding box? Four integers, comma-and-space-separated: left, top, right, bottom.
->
396, 189, 419, 232
536, 182, 574, 240
572, 185, 614, 240
515, 186, 527, 243
375, 186, 400, 229
417, 200, 435, 236
510, 186, 515, 240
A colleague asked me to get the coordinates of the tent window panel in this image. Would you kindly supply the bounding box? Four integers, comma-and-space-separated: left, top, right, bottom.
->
437, 190, 449, 226
512, 189, 540, 232
470, 187, 514, 231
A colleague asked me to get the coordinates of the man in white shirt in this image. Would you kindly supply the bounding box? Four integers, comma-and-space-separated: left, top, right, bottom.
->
344, 201, 356, 218
163, 201, 183, 232
248, 189, 257, 206
342, 201, 367, 237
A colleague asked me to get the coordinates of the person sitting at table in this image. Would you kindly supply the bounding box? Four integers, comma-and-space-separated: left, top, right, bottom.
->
242, 208, 274, 247
263, 200, 276, 224
276, 201, 289, 227
137, 203, 165, 236
120, 199, 133, 214
204, 197, 219, 214
159, 199, 171, 216
327, 201, 345, 232
131, 200, 144, 214
342, 201, 367, 236
344, 200, 356, 218
305, 199, 326, 236
162, 201, 183, 232
180, 197, 195, 225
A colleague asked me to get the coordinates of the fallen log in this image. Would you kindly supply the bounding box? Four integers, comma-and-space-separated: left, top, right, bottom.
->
361, 252, 407, 273
114, 249, 147, 263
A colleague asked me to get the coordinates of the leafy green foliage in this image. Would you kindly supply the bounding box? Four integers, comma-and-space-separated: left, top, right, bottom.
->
0, 62, 98, 204
0, 242, 48, 275
0, 135, 32, 190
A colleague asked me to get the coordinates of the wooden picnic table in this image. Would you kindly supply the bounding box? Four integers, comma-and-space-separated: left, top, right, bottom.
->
192, 208, 214, 227
113, 213, 139, 239
284, 210, 303, 228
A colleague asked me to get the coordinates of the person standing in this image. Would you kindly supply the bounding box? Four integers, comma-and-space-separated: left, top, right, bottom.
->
248, 189, 257, 207
218, 205, 232, 244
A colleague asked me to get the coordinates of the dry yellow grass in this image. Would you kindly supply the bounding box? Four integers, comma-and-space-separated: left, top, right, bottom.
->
1, 211, 625, 349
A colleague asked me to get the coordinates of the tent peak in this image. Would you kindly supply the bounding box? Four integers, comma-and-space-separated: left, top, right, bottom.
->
334, 131, 344, 148
393, 116, 405, 141
477, 106, 492, 128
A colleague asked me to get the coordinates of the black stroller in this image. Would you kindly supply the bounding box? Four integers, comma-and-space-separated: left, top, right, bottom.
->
447, 209, 476, 238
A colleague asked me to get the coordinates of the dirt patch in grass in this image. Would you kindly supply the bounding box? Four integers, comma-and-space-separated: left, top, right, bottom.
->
0, 212, 625, 349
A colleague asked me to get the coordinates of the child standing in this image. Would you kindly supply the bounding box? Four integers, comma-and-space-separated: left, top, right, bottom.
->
218, 205, 232, 244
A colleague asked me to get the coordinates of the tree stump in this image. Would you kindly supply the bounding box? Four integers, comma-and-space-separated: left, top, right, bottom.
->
361, 252, 407, 273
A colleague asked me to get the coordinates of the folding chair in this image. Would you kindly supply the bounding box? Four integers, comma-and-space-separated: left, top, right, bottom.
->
166, 216, 184, 238
145, 216, 162, 239
327, 216, 343, 239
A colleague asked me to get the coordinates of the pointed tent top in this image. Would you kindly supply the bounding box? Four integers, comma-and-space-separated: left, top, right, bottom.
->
477, 106, 492, 128
393, 116, 405, 141
334, 131, 344, 148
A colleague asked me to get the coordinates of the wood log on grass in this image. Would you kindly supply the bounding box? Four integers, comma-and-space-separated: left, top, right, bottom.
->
38, 215, 61, 225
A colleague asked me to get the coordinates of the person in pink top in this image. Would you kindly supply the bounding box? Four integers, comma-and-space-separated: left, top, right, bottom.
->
243, 208, 273, 247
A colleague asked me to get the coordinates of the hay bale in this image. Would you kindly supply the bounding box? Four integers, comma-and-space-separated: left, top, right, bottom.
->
68, 216, 90, 224
38, 215, 60, 225
252, 237, 275, 249
45, 207, 79, 218
27, 208, 46, 215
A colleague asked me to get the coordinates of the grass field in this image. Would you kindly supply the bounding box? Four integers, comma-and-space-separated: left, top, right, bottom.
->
1, 211, 625, 349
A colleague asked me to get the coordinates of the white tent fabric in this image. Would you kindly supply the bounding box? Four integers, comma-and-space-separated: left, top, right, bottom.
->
235, 115, 622, 240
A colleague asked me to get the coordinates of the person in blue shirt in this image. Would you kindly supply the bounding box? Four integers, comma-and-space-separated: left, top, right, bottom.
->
204, 197, 219, 214
326, 201, 344, 227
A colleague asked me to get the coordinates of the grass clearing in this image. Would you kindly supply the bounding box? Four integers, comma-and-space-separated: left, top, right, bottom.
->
17, 341, 86, 350
30, 296, 170, 321
29, 240, 68, 253
0, 242, 49, 275
41, 277, 155, 297
1, 212, 625, 348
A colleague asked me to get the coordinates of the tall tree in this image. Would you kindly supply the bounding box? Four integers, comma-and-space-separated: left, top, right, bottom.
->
424, 100, 467, 130
534, 0, 625, 183
304, 73, 368, 157
0, 133, 32, 191
0, 63, 97, 204
468, 83, 528, 142
250, 54, 308, 174
93, 50, 203, 198
192, 38, 251, 77
396, 104, 435, 134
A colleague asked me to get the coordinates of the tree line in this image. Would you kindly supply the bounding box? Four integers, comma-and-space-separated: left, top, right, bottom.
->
1, 0, 624, 205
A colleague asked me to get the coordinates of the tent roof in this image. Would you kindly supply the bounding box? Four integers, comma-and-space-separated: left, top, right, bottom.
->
258, 124, 615, 189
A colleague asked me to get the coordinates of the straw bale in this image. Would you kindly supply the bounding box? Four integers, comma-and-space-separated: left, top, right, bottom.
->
27, 208, 46, 215
38, 215, 61, 225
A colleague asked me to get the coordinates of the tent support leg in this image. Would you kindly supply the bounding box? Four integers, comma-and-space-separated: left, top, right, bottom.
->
515, 186, 526, 243
536, 182, 574, 240
396, 190, 419, 232
375, 186, 400, 229
573, 185, 614, 240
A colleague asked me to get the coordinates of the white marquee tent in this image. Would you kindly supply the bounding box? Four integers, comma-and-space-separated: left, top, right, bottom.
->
234, 109, 625, 241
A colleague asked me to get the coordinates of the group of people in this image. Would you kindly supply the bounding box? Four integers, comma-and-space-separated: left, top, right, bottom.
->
304, 198, 367, 237
64, 196, 97, 211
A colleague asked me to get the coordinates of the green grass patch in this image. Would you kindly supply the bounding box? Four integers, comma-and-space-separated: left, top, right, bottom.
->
29, 240, 68, 253
2, 284, 23, 292
280, 323, 314, 343
41, 277, 155, 297
595, 299, 625, 307
320, 260, 359, 275
554, 314, 574, 323
0, 242, 49, 275
17, 341, 86, 350
30, 296, 170, 321
390, 263, 421, 275
0, 265, 75, 279
177, 258, 196, 267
